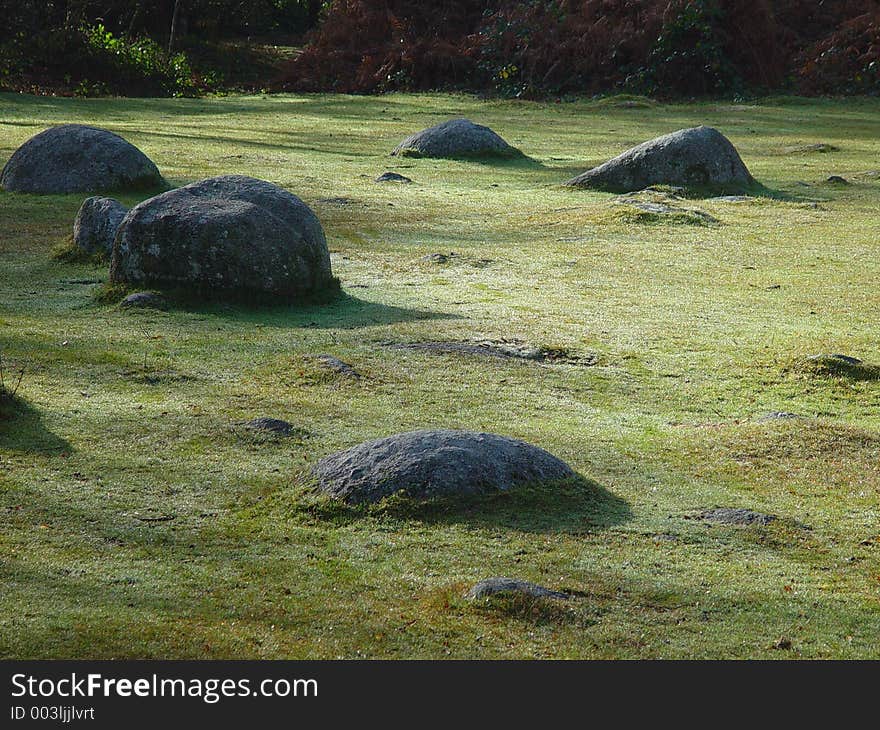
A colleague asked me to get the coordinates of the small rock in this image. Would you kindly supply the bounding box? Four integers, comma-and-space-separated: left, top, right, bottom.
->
317, 197, 355, 206
422, 252, 455, 264
120, 291, 165, 309
466, 577, 569, 601
242, 417, 295, 435
309, 354, 361, 378
376, 172, 412, 183
825, 175, 849, 185
757, 411, 803, 422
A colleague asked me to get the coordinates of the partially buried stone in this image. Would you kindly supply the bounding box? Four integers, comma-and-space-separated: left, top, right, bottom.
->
376, 172, 412, 183
120, 291, 165, 309
243, 417, 295, 435
313, 429, 575, 503
697, 508, 776, 526
392, 118, 523, 159
465, 577, 570, 601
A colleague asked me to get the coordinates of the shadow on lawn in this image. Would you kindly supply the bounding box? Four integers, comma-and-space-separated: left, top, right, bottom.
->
0, 394, 70, 455
303, 476, 632, 535
169, 291, 462, 330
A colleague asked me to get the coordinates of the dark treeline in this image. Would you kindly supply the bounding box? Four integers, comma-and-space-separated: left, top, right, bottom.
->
279, 0, 880, 98
2, 1, 879, 98
1, 1, 324, 43
0, 1, 325, 95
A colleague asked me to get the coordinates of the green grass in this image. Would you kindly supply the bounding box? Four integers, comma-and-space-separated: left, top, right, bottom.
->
2, 91, 880, 658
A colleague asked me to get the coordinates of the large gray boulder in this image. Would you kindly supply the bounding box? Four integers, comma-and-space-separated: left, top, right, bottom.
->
392, 119, 522, 159
73, 196, 128, 256
1, 124, 164, 194
565, 126, 754, 194
109, 175, 334, 300
313, 429, 575, 504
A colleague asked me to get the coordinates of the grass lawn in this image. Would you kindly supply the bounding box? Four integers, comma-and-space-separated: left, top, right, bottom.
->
1, 91, 879, 659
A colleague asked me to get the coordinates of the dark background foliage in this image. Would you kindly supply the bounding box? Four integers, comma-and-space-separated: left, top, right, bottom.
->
279, 0, 880, 98
2, 1, 879, 98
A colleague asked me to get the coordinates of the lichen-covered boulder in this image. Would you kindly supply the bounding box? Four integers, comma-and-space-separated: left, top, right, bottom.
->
313, 429, 575, 504
1, 124, 164, 194
392, 119, 522, 159
73, 197, 128, 256
109, 175, 334, 300
565, 126, 754, 194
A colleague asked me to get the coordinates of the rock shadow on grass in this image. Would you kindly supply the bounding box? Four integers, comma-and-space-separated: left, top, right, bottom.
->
298, 476, 631, 536
96, 287, 461, 331
0, 393, 70, 454
786, 353, 880, 381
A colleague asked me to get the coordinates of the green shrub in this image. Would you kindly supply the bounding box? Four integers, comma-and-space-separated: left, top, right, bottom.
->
82, 24, 196, 97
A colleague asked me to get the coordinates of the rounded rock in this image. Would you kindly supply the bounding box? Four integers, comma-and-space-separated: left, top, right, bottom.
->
565, 126, 754, 194
391, 119, 522, 159
109, 175, 334, 300
313, 429, 575, 504
1, 124, 164, 194
73, 197, 128, 256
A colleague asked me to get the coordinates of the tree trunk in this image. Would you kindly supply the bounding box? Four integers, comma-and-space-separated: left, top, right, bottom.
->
168, 0, 182, 54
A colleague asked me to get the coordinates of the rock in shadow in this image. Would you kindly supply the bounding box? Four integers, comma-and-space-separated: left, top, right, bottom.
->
0, 393, 70, 454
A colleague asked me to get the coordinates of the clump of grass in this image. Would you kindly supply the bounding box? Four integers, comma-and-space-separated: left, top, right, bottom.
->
610, 205, 717, 226
51, 237, 108, 264
786, 353, 880, 381
593, 193, 717, 226
93, 281, 132, 304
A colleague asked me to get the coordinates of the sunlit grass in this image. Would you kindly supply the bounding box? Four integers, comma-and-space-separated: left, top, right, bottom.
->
1, 91, 879, 658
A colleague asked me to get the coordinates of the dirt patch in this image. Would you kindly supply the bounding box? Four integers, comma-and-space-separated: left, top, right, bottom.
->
610, 190, 719, 226
385, 339, 592, 365
690, 507, 777, 526
466, 577, 569, 601
780, 142, 839, 155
